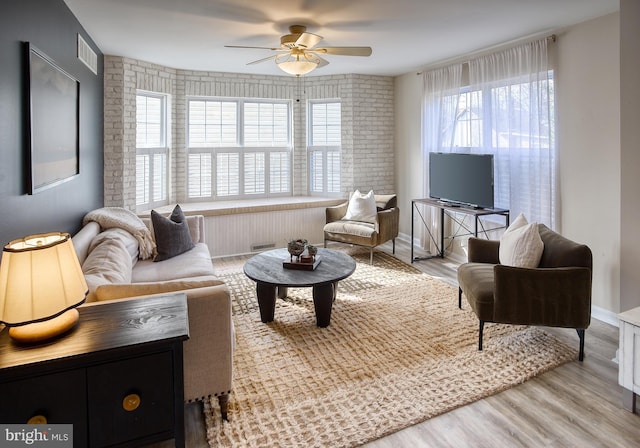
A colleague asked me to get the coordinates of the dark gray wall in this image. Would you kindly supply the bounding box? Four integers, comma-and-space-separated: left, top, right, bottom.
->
0, 0, 103, 246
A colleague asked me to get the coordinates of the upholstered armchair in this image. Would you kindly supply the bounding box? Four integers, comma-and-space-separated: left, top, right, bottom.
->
324, 194, 399, 264
457, 223, 592, 361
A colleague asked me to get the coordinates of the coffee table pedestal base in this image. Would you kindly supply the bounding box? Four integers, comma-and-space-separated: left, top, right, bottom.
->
256, 283, 277, 323
256, 282, 338, 327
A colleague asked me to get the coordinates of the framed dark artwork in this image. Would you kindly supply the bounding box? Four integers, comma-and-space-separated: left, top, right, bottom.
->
26, 42, 80, 194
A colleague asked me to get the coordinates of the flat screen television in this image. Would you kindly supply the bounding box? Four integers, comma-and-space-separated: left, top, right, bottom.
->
429, 152, 494, 209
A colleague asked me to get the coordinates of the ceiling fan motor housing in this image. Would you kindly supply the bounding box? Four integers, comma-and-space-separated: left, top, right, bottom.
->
281, 25, 308, 48
280, 34, 300, 49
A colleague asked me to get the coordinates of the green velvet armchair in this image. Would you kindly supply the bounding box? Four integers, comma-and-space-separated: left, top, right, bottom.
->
457, 224, 593, 361
323, 194, 399, 264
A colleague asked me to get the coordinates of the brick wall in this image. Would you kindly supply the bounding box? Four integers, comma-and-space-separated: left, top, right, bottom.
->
104, 56, 395, 209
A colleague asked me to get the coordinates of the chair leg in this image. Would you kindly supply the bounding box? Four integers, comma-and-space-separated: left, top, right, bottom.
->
479, 320, 484, 351
324, 239, 327, 248
576, 329, 585, 362
370, 248, 374, 265
392, 238, 396, 254
458, 287, 462, 309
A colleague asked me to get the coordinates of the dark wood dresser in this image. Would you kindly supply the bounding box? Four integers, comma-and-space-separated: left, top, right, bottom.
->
0, 294, 189, 447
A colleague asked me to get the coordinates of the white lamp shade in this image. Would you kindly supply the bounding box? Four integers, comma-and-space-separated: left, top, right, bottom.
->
277, 60, 318, 76
0, 232, 87, 326
276, 52, 320, 76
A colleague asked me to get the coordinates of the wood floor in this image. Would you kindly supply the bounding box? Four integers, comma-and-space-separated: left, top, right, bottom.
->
149, 240, 640, 448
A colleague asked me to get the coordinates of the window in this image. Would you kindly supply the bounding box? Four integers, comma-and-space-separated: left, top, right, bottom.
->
308, 101, 341, 195
187, 98, 291, 200
448, 74, 555, 216
136, 92, 169, 210
423, 39, 556, 226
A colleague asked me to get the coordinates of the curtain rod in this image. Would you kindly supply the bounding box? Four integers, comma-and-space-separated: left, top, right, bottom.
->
416, 33, 556, 75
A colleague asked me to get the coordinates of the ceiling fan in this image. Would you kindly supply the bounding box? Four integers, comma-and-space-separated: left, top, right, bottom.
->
225, 25, 372, 76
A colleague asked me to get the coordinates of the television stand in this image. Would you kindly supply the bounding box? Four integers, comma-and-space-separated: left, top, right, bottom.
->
437, 200, 461, 207
411, 198, 510, 262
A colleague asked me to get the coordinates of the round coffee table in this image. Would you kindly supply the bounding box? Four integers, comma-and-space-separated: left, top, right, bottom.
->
243, 248, 356, 327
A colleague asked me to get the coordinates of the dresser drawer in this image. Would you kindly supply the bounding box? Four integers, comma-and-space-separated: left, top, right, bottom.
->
0, 369, 88, 443
87, 351, 175, 447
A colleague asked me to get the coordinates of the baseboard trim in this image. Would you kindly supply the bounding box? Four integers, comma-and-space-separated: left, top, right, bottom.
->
592, 305, 619, 327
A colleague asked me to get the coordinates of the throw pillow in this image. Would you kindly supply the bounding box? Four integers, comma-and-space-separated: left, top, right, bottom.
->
151, 204, 195, 262
506, 212, 528, 232
343, 190, 378, 224
499, 213, 544, 268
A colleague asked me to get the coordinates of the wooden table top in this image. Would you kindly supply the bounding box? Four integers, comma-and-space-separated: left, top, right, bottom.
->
243, 248, 356, 288
0, 294, 189, 372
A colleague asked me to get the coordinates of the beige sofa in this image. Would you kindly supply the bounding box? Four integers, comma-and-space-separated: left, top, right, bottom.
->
72, 215, 234, 419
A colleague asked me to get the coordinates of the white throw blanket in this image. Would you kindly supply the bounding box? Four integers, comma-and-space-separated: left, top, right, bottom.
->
83, 207, 156, 260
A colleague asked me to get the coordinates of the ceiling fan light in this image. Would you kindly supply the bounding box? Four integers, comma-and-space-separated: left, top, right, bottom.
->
276, 53, 319, 76
277, 60, 318, 76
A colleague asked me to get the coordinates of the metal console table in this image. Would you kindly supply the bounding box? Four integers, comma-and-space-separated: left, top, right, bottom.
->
411, 197, 510, 262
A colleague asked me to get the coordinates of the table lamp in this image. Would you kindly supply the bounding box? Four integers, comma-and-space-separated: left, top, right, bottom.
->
0, 232, 88, 344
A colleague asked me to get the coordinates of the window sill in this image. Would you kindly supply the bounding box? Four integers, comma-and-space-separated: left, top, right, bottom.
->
138, 196, 346, 218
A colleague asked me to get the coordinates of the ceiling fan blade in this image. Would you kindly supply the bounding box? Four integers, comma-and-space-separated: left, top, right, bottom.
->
316, 55, 330, 68
295, 32, 323, 49
312, 46, 372, 56
225, 45, 282, 51
224, 45, 282, 51
247, 54, 278, 65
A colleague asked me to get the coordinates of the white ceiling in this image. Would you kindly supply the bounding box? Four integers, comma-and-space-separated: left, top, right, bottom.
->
63, 0, 618, 77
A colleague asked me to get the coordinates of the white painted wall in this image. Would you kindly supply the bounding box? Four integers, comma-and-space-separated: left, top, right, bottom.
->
394, 13, 623, 319
393, 72, 423, 242
620, 0, 640, 314
556, 13, 621, 317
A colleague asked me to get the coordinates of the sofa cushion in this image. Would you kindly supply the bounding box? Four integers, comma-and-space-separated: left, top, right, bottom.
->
344, 190, 378, 224
94, 275, 224, 301
457, 262, 496, 320
151, 204, 195, 262
324, 220, 377, 239
72, 221, 101, 265
132, 243, 215, 283
499, 213, 543, 268
92, 227, 139, 265
82, 234, 133, 300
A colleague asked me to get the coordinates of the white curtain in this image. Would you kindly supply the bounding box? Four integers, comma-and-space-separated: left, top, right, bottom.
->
420, 64, 463, 252
421, 38, 556, 239
468, 38, 556, 227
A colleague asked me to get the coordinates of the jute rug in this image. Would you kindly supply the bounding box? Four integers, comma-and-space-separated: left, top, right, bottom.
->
204, 248, 577, 447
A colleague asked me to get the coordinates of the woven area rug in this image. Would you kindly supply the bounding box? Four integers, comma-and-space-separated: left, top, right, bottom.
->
204, 248, 577, 447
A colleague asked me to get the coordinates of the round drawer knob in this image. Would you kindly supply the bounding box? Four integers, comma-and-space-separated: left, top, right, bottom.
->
122, 393, 141, 412
27, 415, 47, 424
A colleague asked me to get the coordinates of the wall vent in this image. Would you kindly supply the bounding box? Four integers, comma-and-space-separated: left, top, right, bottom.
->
250, 243, 276, 251
77, 34, 97, 75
